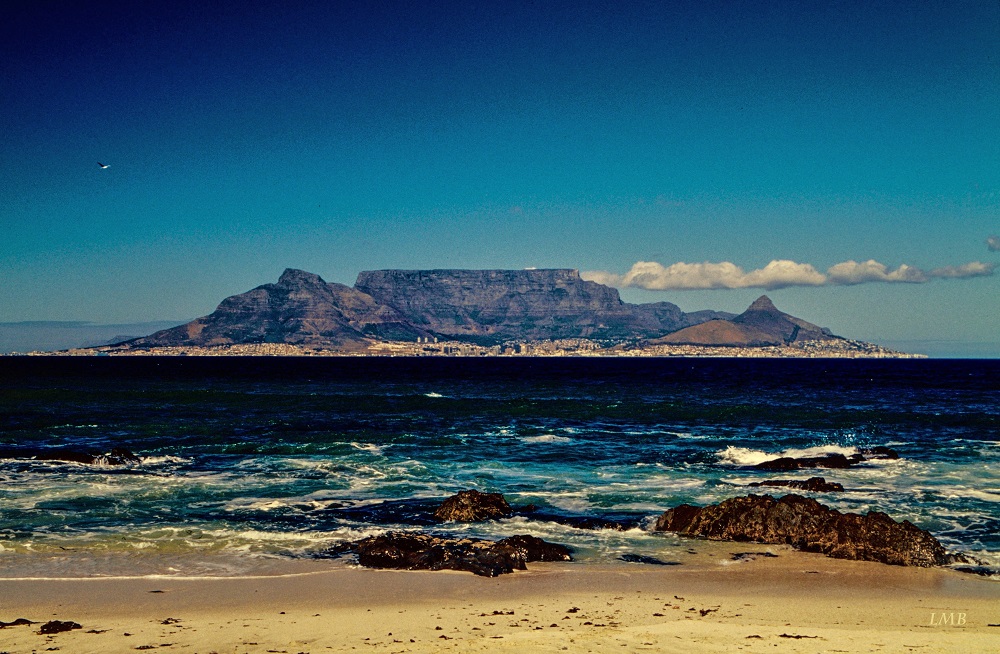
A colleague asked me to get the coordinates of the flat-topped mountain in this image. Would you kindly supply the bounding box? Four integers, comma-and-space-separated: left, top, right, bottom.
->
355, 268, 723, 342
127, 268, 846, 350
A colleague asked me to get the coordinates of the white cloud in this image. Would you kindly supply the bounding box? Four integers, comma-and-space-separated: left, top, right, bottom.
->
580, 270, 624, 287
624, 260, 747, 290
928, 261, 995, 279
582, 258, 995, 291
585, 259, 824, 290
741, 260, 827, 289
988, 235, 1000, 252
826, 260, 927, 285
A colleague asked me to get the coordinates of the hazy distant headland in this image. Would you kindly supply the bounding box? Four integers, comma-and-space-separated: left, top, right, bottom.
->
0, 320, 186, 355
15, 268, 921, 358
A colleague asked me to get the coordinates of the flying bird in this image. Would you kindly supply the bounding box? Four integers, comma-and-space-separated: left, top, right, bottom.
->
97, 162, 109, 169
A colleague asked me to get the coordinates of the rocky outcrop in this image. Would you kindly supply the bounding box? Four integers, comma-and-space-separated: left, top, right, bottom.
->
748, 477, 844, 492
754, 448, 898, 471
755, 453, 858, 471
654, 494, 962, 567
353, 532, 572, 577
651, 295, 837, 347
433, 490, 513, 522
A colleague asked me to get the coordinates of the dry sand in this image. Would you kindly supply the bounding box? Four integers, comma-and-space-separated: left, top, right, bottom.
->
1, 550, 998, 653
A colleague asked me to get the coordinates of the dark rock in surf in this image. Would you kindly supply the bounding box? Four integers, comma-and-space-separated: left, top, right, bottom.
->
859, 446, 900, 460
754, 448, 899, 472
748, 477, 844, 492
39, 449, 97, 464
653, 494, 963, 567
754, 453, 858, 471
495, 535, 572, 563
433, 490, 513, 522
0, 447, 141, 466
93, 447, 142, 465
353, 532, 571, 577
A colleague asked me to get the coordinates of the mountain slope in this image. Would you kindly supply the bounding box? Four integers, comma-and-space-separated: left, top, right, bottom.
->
651, 295, 838, 346
131, 269, 428, 349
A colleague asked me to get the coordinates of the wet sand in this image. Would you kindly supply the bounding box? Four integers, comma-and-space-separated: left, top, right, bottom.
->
1, 550, 998, 653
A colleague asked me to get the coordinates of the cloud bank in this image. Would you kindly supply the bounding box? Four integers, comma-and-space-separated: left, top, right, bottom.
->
582, 258, 995, 291
988, 235, 1000, 252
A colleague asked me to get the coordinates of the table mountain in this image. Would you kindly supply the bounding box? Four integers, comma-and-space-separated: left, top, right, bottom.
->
126, 268, 841, 349
355, 268, 726, 343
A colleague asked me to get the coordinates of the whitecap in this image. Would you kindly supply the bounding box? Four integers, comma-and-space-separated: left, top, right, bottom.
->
349, 442, 385, 454
142, 455, 192, 465
519, 434, 571, 444
715, 444, 875, 466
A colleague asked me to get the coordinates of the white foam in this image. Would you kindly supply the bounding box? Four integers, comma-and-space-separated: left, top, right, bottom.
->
939, 487, 1000, 503
519, 434, 571, 444
716, 444, 865, 466
349, 442, 385, 455
142, 455, 192, 465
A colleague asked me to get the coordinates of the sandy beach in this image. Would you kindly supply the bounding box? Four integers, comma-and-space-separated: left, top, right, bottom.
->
1, 550, 998, 654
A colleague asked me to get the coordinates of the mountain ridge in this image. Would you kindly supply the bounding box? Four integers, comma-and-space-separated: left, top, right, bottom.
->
127, 268, 842, 350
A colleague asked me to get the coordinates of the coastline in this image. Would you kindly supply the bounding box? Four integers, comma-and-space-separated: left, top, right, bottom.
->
5, 337, 925, 358
1, 553, 997, 653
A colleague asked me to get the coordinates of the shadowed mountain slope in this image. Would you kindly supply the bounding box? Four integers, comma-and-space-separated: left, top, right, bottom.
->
130, 269, 428, 349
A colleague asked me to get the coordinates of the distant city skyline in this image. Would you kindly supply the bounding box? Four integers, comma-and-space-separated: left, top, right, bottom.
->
2, 1, 998, 356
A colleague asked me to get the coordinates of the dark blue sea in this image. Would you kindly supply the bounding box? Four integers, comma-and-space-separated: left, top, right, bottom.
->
1, 357, 998, 577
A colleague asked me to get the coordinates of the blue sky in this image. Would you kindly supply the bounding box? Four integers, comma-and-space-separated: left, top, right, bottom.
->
2, 1, 998, 355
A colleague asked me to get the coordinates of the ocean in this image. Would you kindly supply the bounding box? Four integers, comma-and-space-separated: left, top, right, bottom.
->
1, 357, 998, 578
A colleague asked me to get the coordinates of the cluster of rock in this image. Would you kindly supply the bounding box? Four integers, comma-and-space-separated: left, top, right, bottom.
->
328, 490, 571, 577
333, 485, 965, 575
653, 494, 962, 567
353, 532, 571, 577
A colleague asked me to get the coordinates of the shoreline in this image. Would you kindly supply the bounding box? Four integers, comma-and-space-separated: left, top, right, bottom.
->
2, 553, 997, 653
5, 336, 925, 359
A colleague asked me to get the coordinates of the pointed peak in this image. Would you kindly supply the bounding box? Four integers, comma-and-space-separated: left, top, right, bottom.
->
747, 295, 778, 312
278, 268, 326, 286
